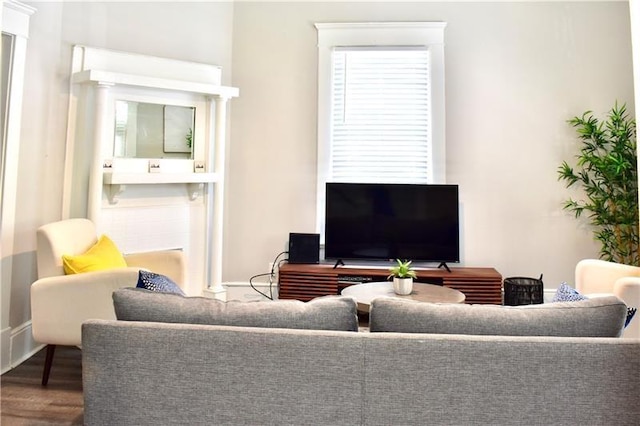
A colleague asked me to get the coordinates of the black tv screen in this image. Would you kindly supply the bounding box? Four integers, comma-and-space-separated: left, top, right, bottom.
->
324, 183, 460, 263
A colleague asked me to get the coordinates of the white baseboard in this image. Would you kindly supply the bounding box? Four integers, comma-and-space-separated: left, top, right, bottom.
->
543, 288, 558, 303
3, 321, 44, 373
1, 327, 11, 374
202, 285, 228, 302
224, 281, 278, 301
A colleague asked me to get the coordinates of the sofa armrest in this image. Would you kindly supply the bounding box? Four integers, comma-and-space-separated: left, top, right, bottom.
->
614, 277, 640, 304
124, 250, 185, 287
614, 277, 640, 339
30, 267, 141, 346
575, 259, 640, 295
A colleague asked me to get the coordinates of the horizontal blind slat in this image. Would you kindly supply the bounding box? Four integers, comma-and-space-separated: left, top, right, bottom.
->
330, 48, 432, 184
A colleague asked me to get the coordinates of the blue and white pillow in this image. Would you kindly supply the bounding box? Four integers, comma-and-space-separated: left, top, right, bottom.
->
552, 282, 636, 328
625, 307, 637, 328
551, 282, 588, 302
136, 270, 185, 296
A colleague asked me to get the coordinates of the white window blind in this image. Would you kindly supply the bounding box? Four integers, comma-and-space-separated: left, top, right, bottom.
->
330, 47, 431, 184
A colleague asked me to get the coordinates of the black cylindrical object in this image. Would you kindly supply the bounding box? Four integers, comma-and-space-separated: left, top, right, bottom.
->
503, 274, 544, 306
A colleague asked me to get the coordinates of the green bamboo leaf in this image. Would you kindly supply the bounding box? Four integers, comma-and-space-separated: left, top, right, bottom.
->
559, 102, 638, 265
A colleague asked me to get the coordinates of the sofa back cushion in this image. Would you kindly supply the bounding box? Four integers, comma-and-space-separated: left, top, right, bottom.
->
113, 288, 358, 331
369, 296, 627, 337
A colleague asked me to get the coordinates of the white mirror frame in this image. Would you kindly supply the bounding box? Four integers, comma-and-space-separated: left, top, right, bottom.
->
63, 45, 238, 297
105, 87, 208, 170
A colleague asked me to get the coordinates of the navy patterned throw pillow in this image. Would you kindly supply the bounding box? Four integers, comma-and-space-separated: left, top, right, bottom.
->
136, 270, 185, 296
551, 282, 588, 302
552, 282, 636, 329
626, 307, 637, 328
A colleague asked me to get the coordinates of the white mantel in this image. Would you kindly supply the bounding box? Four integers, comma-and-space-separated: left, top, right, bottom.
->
63, 46, 238, 298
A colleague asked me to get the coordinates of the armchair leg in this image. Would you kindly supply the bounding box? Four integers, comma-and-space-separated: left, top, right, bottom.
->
42, 344, 56, 386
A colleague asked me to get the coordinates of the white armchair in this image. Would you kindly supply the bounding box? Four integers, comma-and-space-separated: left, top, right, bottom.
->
31, 218, 186, 385
575, 259, 640, 339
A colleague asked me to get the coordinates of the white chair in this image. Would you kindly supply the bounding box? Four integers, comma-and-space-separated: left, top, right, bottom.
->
30, 218, 186, 385
575, 259, 640, 339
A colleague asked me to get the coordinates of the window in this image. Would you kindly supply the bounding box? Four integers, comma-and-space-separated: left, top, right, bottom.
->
315, 22, 447, 233
330, 47, 430, 184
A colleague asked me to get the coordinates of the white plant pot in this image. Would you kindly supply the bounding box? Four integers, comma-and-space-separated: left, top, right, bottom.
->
393, 277, 413, 295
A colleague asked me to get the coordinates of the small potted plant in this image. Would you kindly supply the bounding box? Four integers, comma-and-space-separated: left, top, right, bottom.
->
388, 259, 417, 295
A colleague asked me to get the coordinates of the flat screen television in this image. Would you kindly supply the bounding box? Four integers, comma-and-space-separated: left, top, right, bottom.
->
324, 183, 460, 263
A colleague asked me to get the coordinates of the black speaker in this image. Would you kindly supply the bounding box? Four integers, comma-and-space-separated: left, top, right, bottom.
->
288, 233, 320, 264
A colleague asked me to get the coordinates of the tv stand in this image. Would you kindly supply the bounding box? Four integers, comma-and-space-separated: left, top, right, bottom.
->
332, 259, 345, 269
278, 263, 503, 304
437, 262, 451, 273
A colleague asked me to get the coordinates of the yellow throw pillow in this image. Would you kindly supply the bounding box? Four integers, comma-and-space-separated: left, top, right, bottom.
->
62, 235, 127, 274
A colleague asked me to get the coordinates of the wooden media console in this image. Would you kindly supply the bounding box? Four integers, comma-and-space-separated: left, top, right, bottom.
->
278, 263, 503, 304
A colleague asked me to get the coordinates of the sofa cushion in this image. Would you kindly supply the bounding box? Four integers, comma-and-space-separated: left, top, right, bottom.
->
369, 296, 627, 337
62, 234, 127, 274
552, 282, 636, 329
136, 270, 185, 296
626, 307, 637, 328
113, 288, 358, 331
552, 282, 588, 302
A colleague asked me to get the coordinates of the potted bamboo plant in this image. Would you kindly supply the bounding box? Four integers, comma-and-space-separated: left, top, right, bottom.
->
388, 259, 417, 295
557, 102, 639, 265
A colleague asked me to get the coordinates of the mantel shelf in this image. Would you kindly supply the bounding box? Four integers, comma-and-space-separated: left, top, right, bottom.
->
103, 171, 219, 203
72, 69, 239, 98
103, 171, 219, 185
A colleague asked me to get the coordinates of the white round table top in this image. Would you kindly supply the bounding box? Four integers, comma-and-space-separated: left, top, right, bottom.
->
340, 281, 466, 312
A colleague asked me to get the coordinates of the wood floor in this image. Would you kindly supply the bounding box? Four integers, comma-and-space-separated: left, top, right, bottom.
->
1, 346, 84, 425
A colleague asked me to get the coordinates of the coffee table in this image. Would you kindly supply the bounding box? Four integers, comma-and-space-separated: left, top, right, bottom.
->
341, 281, 466, 313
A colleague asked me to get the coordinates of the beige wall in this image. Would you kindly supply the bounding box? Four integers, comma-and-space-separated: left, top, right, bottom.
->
2, 0, 635, 369
227, 2, 633, 286
3, 0, 234, 369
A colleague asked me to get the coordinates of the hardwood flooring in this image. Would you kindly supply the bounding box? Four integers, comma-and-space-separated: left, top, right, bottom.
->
1, 346, 84, 425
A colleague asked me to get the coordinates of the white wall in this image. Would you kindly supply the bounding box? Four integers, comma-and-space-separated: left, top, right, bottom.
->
632, 0, 640, 221
2, 0, 635, 370
227, 2, 633, 288
3, 0, 234, 370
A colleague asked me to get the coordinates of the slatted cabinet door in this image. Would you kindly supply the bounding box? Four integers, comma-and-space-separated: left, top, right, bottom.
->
278, 263, 503, 304
278, 267, 339, 301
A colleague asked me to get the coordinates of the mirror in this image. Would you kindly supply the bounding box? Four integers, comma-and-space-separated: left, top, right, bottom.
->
114, 100, 195, 159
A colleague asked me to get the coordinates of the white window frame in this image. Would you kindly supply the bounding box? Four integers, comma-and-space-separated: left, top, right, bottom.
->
315, 22, 447, 234
1, 0, 36, 373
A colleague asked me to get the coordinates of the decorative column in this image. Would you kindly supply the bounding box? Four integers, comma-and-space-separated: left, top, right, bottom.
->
87, 82, 113, 224
205, 94, 231, 300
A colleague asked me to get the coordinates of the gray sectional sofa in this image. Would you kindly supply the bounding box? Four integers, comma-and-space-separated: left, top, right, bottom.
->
81, 290, 640, 425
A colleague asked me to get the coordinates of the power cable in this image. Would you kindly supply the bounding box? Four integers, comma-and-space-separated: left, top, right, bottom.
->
249, 251, 288, 300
